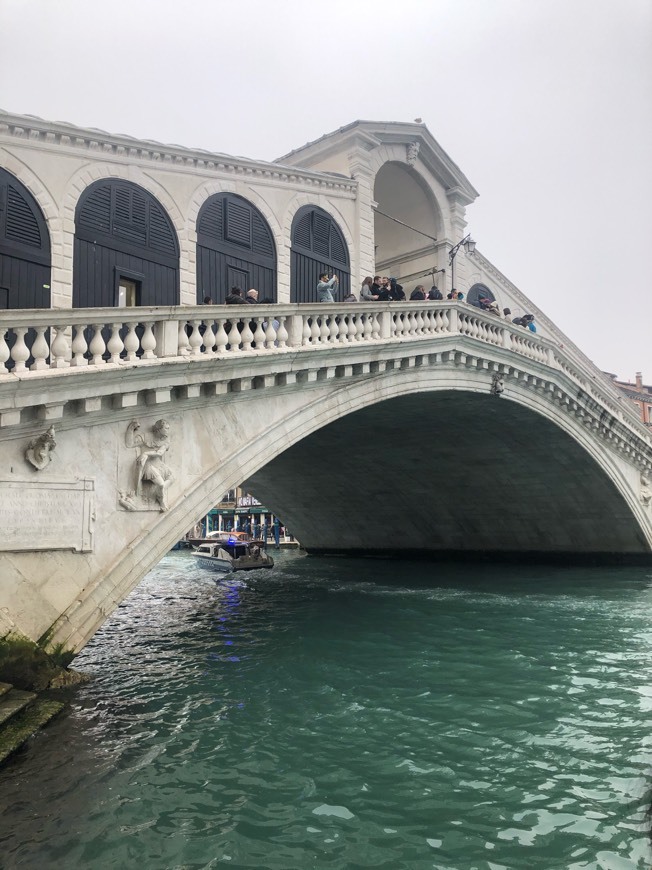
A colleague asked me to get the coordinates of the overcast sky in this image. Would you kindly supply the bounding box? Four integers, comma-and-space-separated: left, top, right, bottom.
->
1, 0, 650, 381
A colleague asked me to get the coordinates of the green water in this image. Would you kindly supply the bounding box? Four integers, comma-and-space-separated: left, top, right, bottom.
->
0, 552, 651, 869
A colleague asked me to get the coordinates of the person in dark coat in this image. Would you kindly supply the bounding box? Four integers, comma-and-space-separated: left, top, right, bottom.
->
428, 286, 443, 300
225, 287, 245, 304
388, 278, 405, 301
409, 285, 426, 301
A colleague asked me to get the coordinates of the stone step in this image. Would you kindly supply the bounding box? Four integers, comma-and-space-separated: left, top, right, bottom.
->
0, 699, 65, 766
0, 689, 37, 727
0, 682, 13, 698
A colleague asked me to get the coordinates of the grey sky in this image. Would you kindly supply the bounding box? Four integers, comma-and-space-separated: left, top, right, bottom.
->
1, 0, 650, 380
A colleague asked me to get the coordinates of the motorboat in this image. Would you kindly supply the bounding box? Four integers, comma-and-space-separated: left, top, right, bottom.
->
186, 530, 251, 547
194, 538, 274, 574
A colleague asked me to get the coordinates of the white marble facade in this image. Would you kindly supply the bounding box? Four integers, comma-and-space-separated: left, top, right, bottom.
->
0, 112, 537, 319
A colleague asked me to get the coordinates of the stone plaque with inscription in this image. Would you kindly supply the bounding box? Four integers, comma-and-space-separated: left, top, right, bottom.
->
0, 479, 95, 552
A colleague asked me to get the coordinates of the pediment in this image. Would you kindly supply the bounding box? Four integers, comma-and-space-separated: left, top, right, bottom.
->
275, 120, 479, 205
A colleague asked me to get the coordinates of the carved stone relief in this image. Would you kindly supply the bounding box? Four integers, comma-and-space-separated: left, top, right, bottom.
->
120, 419, 173, 512
490, 373, 504, 396
640, 473, 652, 509
406, 141, 420, 166
25, 426, 56, 470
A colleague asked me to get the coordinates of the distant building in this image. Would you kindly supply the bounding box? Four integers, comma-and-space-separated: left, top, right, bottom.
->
605, 372, 652, 427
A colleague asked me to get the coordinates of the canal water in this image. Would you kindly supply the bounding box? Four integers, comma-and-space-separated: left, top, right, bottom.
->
0, 551, 651, 869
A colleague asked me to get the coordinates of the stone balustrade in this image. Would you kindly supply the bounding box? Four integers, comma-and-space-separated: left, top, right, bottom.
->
0, 301, 648, 442
0, 302, 547, 369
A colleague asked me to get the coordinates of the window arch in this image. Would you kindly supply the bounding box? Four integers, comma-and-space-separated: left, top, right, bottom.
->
290, 205, 350, 303
467, 283, 496, 309
74, 179, 179, 307
196, 193, 277, 302
0, 168, 51, 309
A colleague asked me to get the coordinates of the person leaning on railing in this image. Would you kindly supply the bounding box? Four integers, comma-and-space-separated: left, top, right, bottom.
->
360, 276, 378, 301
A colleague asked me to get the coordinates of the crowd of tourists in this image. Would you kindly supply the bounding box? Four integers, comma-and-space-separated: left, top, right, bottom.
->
203, 274, 537, 334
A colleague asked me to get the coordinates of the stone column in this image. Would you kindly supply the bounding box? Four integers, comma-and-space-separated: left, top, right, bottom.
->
348, 153, 376, 288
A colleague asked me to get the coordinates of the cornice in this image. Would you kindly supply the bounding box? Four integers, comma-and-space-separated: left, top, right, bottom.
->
0, 111, 358, 195
276, 120, 479, 204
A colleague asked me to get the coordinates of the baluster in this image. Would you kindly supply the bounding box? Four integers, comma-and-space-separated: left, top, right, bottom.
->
415, 309, 425, 335
371, 312, 381, 340
362, 313, 372, 342
177, 320, 190, 356
141, 322, 156, 360
276, 316, 288, 349
309, 317, 320, 345
441, 309, 450, 333
338, 314, 349, 344
240, 318, 254, 351
253, 318, 266, 350
0, 329, 10, 374
323, 315, 334, 344
123, 323, 139, 361
227, 317, 241, 352
352, 313, 363, 342
203, 320, 217, 354
30, 325, 50, 370
107, 322, 124, 364
215, 319, 229, 353
10, 327, 30, 372
188, 320, 203, 356
264, 318, 277, 349
50, 326, 72, 369
71, 324, 89, 366
89, 324, 107, 366
302, 316, 312, 346
434, 310, 442, 333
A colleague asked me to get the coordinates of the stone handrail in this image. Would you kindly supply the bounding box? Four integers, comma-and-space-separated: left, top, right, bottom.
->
0, 301, 649, 443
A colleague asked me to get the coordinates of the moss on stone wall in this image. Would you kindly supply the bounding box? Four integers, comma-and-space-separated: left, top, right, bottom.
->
0, 634, 75, 691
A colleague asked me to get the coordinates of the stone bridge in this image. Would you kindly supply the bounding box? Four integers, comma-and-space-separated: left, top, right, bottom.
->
1, 300, 651, 657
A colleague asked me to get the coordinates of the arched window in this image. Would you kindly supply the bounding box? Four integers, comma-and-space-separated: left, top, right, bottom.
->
467, 283, 496, 309
74, 179, 179, 307
290, 206, 350, 303
0, 168, 51, 309
197, 193, 277, 302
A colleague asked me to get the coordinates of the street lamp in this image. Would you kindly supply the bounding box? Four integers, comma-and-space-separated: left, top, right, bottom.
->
448, 233, 476, 294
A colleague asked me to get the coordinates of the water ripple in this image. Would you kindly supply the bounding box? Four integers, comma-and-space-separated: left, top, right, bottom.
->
0, 553, 650, 869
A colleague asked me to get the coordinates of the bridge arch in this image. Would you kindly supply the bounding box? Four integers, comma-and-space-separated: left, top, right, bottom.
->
48, 366, 651, 654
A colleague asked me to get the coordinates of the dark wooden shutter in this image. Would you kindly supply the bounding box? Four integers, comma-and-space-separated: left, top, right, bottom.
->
78, 184, 111, 232
198, 198, 224, 240
290, 206, 350, 303
74, 179, 179, 307
293, 212, 311, 249
330, 225, 347, 264
149, 201, 177, 256
252, 213, 274, 257
196, 193, 277, 303
312, 212, 330, 257
225, 198, 251, 247
5, 185, 42, 247
0, 168, 51, 308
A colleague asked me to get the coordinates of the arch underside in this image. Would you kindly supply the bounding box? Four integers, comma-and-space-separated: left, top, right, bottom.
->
244, 392, 649, 559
